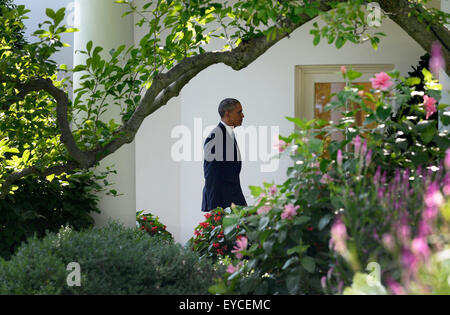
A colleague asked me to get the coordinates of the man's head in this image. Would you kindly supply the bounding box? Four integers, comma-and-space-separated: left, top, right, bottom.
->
218, 98, 244, 127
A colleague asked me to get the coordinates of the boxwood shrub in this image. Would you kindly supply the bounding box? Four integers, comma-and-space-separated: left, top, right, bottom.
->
0, 222, 222, 294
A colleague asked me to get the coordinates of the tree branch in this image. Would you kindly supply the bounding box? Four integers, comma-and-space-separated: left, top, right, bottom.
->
377, 0, 450, 76
0, 160, 80, 199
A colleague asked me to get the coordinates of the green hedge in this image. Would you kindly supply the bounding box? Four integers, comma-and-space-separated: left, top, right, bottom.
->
0, 222, 222, 294
0, 171, 101, 259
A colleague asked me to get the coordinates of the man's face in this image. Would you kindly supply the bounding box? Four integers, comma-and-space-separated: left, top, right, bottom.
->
225, 103, 244, 127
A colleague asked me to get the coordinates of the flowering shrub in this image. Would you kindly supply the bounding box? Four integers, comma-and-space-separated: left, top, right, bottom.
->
328, 149, 450, 295
325, 63, 449, 174
136, 210, 173, 242
188, 207, 250, 260
209, 126, 335, 294
210, 56, 449, 295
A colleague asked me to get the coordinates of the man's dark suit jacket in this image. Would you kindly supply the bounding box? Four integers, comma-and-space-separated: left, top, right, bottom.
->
201, 122, 247, 212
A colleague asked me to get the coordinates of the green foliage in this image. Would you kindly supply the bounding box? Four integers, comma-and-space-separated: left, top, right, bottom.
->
188, 207, 237, 260
209, 61, 449, 295
321, 66, 449, 174
209, 124, 333, 294
136, 210, 173, 242
1, 1, 448, 197
330, 162, 450, 295
310, 0, 449, 51
0, 170, 103, 259
0, 0, 26, 49
0, 222, 222, 294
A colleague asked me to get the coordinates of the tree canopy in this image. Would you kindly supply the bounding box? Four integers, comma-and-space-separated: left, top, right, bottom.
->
0, 0, 449, 198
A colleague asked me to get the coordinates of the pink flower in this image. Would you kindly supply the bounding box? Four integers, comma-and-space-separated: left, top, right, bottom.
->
445, 148, 450, 171
424, 181, 444, 209
370, 72, 394, 91
386, 278, 406, 295
418, 218, 432, 237
321, 276, 327, 290
232, 235, 248, 259
257, 205, 272, 215
357, 90, 365, 97
256, 193, 266, 206
226, 264, 238, 274
411, 237, 431, 259
401, 248, 418, 272
397, 215, 411, 244
382, 233, 395, 252
352, 135, 362, 157
273, 137, 288, 153
365, 149, 373, 166
320, 174, 333, 184
341, 65, 347, 74
361, 139, 367, 156
269, 184, 277, 196
337, 149, 343, 168
226, 262, 243, 274
331, 216, 347, 254
281, 203, 299, 220
423, 95, 437, 119
444, 174, 450, 196
429, 41, 446, 77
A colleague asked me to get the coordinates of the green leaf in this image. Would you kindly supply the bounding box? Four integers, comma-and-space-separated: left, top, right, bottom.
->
347, 70, 363, 81
259, 216, 270, 231
286, 275, 301, 294
45, 8, 56, 19
313, 35, 320, 46
318, 214, 332, 231
285, 116, 306, 129
419, 121, 437, 144
405, 77, 421, 86
422, 68, 433, 82
249, 185, 263, 198
293, 215, 310, 226
282, 257, 299, 270
86, 40, 93, 54
335, 36, 346, 49
46, 174, 55, 182
410, 151, 429, 167
22, 150, 30, 164
376, 105, 391, 121
300, 256, 315, 273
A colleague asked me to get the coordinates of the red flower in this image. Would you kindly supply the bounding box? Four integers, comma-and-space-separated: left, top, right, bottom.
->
143, 216, 147, 221
213, 242, 220, 248
214, 215, 222, 222
216, 249, 224, 256
151, 226, 158, 233
204, 213, 212, 220
139, 226, 145, 230
199, 222, 210, 229
307, 226, 313, 231
194, 230, 201, 236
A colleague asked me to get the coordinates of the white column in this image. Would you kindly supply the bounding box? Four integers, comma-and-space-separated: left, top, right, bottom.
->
73, 0, 136, 227
441, 0, 450, 131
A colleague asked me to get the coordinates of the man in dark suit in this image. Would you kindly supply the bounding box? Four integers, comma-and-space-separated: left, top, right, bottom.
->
201, 98, 247, 212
